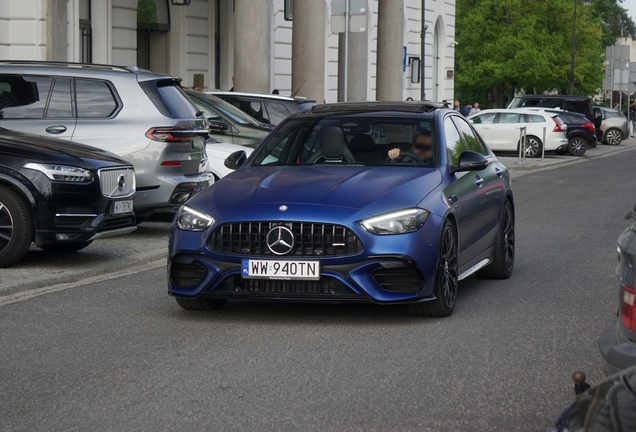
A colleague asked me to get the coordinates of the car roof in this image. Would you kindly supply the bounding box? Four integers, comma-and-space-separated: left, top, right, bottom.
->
514, 94, 591, 101
310, 101, 444, 115
0, 61, 179, 82
210, 91, 314, 103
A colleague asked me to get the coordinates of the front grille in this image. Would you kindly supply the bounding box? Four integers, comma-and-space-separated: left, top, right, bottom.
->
171, 261, 207, 288
373, 267, 422, 293
54, 216, 93, 227
98, 216, 135, 231
98, 167, 135, 198
219, 275, 353, 295
208, 222, 363, 257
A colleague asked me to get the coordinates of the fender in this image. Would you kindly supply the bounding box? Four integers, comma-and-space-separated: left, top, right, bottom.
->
0, 172, 37, 205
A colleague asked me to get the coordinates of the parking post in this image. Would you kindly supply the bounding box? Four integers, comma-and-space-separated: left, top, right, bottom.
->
542, 127, 546, 161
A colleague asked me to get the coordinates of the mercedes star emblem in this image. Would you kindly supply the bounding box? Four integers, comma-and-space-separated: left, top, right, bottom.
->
279, 205, 288, 212
266, 226, 295, 255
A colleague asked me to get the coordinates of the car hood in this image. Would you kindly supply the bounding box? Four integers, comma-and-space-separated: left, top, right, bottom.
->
0, 128, 130, 167
187, 165, 443, 216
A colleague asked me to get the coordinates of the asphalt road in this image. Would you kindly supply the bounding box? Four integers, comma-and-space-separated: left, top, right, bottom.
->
2, 149, 635, 431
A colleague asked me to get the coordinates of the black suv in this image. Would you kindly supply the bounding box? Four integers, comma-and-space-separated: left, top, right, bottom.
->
552, 111, 598, 156
0, 128, 136, 267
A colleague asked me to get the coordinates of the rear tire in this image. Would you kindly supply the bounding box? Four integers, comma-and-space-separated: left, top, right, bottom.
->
40, 241, 93, 253
0, 186, 33, 268
604, 128, 623, 146
568, 137, 587, 156
477, 200, 514, 279
175, 297, 227, 311
521, 136, 542, 158
408, 220, 458, 318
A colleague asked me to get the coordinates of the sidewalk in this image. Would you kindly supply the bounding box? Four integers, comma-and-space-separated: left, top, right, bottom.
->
2, 138, 635, 297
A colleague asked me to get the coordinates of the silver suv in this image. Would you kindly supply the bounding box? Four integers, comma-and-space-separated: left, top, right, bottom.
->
0, 62, 213, 219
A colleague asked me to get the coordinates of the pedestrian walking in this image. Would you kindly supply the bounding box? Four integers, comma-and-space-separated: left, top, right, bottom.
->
462, 103, 472, 116
469, 102, 481, 116
453, 100, 461, 113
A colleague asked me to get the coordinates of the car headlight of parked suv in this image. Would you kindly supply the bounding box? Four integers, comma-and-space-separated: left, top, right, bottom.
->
361, 208, 429, 235
176, 206, 215, 231
23, 163, 93, 183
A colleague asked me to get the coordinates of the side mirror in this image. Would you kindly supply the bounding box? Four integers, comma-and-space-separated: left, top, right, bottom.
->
224, 150, 247, 170
208, 118, 229, 132
450, 151, 488, 174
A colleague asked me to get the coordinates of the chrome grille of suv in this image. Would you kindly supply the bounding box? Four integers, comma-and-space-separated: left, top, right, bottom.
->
98, 168, 135, 198
208, 222, 363, 257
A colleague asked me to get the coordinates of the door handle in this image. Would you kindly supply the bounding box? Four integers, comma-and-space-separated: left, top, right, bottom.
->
45, 125, 67, 134
495, 167, 503, 178
475, 176, 484, 187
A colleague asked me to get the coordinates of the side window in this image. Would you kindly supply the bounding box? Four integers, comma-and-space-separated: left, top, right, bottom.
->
443, 117, 465, 165
542, 98, 563, 109
452, 116, 487, 156
498, 113, 521, 124
265, 102, 291, 125
525, 114, 546, 123
0, 75, 52, 119
75, 79, 118, 118
46, 78, 73, 118
472, 112, 496, 124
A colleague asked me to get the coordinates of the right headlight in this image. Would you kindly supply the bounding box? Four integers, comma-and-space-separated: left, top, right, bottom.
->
361, 208, 429, 235
176, 206, 215, 231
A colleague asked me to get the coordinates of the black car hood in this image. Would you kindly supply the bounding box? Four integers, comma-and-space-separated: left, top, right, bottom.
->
187, 165, 443, 215
0, 128, 130, 168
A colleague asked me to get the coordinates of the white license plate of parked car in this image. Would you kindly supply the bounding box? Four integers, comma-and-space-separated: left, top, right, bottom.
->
242, 259, 320, 280
113, 200, 133, 214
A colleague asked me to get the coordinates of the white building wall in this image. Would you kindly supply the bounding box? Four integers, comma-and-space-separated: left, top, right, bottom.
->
0, 0, 47, 60
272, 0, 292, 94
111, 0, 137, 65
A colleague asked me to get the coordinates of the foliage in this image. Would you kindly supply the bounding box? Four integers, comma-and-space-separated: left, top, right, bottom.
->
137, 0, 158, 24
455, 0, 606, 108
592, 0, 636, 46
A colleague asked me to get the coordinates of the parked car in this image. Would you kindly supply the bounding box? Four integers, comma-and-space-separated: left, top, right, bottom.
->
211, 91, 316, 126
598, 106, 629, 146
0, 128, 137, 267
515, 108, 597, 156
205, 137, 254, 180
507, 94, 596, 123
599, 204, 636, 376
468, 108, 568, 158
553, 364, 636, 432
167, 102, 515, 317
0, 61, 213, 221
184, 89, 271, 147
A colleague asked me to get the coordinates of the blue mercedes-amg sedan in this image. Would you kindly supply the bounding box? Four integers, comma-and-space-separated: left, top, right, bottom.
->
168, 102, 514, 317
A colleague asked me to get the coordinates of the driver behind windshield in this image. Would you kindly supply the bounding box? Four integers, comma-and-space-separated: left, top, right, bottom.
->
388, 130, 434, 164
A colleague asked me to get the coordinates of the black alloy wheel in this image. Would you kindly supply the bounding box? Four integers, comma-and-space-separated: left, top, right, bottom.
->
604, 128, 623, 146
478, 200, 514, 279
568, 137, 588, 156
408, 220, 458, 317
0, 186, 33, 268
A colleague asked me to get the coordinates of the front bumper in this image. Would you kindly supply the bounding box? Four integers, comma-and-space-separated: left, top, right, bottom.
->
599, 320, 636, 376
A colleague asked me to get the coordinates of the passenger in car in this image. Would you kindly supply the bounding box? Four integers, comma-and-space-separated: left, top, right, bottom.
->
388, 130, 435, 165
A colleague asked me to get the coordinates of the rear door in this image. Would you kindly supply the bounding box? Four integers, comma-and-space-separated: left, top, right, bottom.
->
0, 75, 76, 139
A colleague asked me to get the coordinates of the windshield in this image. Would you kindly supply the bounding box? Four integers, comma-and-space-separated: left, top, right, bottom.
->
251, 116, 436, 167
186, 92, 261, 126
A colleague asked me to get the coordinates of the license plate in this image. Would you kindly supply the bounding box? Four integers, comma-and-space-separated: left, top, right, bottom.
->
113, 200, 133, 214
242, 259, 320, 281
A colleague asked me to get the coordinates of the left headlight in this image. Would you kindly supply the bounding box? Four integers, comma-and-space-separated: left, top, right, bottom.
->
23, 163, 93, 183
361, 208, 429, 235
176, 205, 215, 231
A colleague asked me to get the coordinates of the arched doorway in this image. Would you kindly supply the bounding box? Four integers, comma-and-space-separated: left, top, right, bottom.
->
432, 18, 445, 101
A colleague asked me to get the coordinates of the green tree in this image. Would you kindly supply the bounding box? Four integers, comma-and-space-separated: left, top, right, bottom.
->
592, 0, 636, 46
455, 0, 604, 108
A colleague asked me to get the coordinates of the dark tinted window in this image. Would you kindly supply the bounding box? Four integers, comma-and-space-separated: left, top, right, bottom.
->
452, 116, 487, 155
140, 80, 199, 118
566, 100, 592, 120
46, 78, 73, 118
76, 79, 118, 118
0, 75, 52, 119
265, 102, 291, 125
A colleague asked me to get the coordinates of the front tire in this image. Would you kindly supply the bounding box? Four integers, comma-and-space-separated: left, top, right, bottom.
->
40, 241, 93, 253
408, 220, 458, 317
176, 297, 227, 311
0, 186, 33, 268
604, 128, 623, 146
477, 200, 514, 279
568, 137, 587, 156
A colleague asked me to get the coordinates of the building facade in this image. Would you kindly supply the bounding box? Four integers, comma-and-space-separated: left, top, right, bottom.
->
0, 0, 456, 103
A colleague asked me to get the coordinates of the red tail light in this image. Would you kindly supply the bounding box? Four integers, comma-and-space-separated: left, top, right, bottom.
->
581, 122, 595, 133
160, 161, 182, 166
621, 285, 636, 332
552, 118, 563, 132
146, 127, 196, 142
